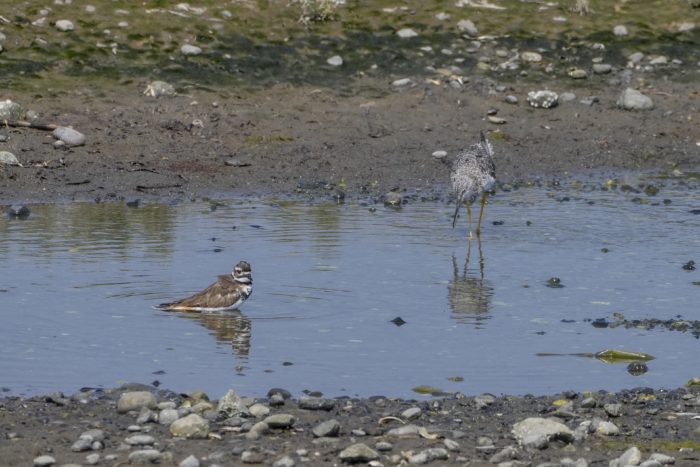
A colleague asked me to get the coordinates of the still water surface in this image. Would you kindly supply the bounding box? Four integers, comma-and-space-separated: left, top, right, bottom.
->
1, 181, 699, 398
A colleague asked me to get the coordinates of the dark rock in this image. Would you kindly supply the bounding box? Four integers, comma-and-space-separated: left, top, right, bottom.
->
6, 205, 31, 219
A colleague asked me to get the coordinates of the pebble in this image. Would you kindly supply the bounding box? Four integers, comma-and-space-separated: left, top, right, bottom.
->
181, 44, 202, 55
613, 25, 628, 36
53, 126, 86, 147
649, 453, 675, 464
273, 456, 295, 467
128, 449, 161, 464
384, 191, 402, 206
595, 420, 620, 435
628, 52, 645, 64
392, 78, 412, 87
521, 51, 542, 62
402, 407, 422, 420
387, 424, 420, 437
85, 453, 100, 465
617, 88, 654, 110
512, 417, 574, 444
327, 55, 343, 66
33, 456, 56, 467
137, 407, 157, 424
504, 95, 518, 104
125, 434, 155, 445
339, 443, 379, 462
159, 408, 180, 425
375, 441, 393, 451
559, 92, 577, 102
117, 391, 157, 413
488, 116, 506, 124
408, 447, 449, 464
0, 99, 24, 120
245, 421, 269, 440
0, 151, 20, 165
649, 55, 668, 65
396, 28, 418, 38
71, 437, 93, 451
444, 438, 460, 451
169, 413, 210, 438
457, 19, 478, 37
263, 413, 295, 428
474, 393, 496, 408
312, 418, 341, 437
569, 68, 587, 79
217, 389, 247, 417
593, 63, 612, 74
604, 403, 623, 417
527, 90, 558, 109
55, 19, 75, 31
431, 150, 448, 159
299, 396, 335, 410
241, 450, 265, 463
179, 454, 200, 467
143, 80, 176, 98
248, 403, 270, 418
615, 446, 642, 466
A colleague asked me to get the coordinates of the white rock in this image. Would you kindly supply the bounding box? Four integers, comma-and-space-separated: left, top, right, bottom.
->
117, 391, 157, 413
248, 403, 270, 418
628, 52, 645, 64
649, 55, 668, 65
614, 25, 628, 36
327, 55, 343, 66
618, 446, 642, 466
617, 88, 654, 110
55, 20, 75, 31
143, 80, 176, 98
217, 389, 247, 417
125, 434, 155, 446
85, 453, 100, 465
678, 22, 695, 32
457, 19, 478, 36
180, 44, 202, 55
392, 78, 412, 87
53, 126, 86, 147
432, 150, 448, 159
33, 456, 56, 467
128, 449, 161, 464
386, 424, 420, 437
401, 407, 422, 420
649, 453, 675, 465
179, 454, 200, 467
396, 28, 418, 38
159, 408, 180, 425
512, 417, 574, 444
527, 90, 559, 108
0, 99, 24, 120
595, 420, 620, 435
170, 413, 210, 438
521, 51, 542, 62
0, 151, 19, 165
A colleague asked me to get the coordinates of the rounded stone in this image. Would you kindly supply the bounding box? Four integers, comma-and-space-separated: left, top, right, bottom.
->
312, 419, 341, 438
34, 455, 56, 467
0, 151, 19, 165
396, 28, 418, 38
169, 413, 210, 439
457, 19, 478, 37
53, 126, 86, 147
613, 25, 628, 36
263, 413, 295, 429
55, 20, 75, 31
339, 443, 379, 463
117, 391, 157, 413
521, 51, 542, 62
327, 55, 343, 67
181, 44, 202, 55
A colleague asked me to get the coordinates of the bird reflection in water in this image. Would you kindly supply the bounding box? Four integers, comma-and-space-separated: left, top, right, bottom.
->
179, 311, 252, 357
447, 239, 494, 327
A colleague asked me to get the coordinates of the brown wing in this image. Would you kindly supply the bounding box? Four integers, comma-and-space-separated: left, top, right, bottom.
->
158, 275, 240, 310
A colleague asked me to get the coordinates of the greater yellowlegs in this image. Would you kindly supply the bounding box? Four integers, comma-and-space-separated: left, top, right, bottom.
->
450, 131, 496, 239
155, 261, 252, 312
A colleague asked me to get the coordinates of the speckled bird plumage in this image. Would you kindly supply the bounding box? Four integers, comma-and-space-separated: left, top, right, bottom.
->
155, 261, 252, 312
451, 131, 496, 236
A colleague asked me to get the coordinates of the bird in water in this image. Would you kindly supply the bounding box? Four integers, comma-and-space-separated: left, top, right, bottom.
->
155, 261, 252, 312
450, 131, 496, 239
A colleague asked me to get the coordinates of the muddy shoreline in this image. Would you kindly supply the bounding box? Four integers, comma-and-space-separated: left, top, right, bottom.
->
2, 76, 699, 206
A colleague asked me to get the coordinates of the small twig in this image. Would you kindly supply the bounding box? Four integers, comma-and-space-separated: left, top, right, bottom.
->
3, 120, 60, 131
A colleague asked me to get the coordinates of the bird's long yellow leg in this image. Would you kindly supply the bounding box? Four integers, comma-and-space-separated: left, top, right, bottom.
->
476, 192, 487, 237
467, 203, 473, 240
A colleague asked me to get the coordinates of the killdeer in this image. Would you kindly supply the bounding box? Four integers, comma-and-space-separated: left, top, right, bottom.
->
155, 261, 252, 312
451, 131, 496, 239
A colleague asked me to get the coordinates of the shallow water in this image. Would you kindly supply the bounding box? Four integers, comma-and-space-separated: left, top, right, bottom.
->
1, 181, 699, 398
